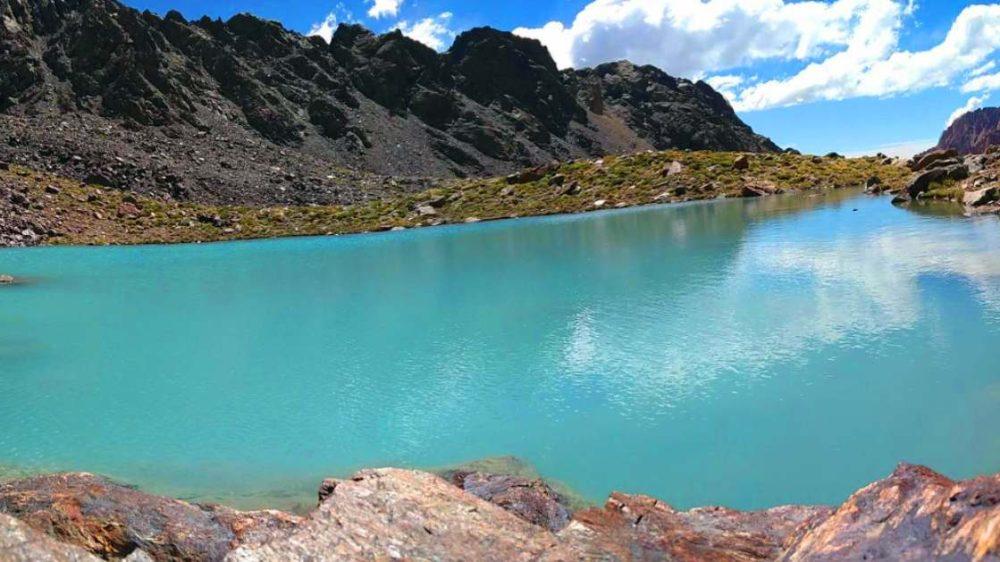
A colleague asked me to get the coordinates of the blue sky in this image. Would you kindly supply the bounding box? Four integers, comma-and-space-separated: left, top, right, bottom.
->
123, 0, 999, 156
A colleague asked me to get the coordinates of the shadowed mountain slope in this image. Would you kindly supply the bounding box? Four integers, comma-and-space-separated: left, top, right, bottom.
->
0, 0, 777, 205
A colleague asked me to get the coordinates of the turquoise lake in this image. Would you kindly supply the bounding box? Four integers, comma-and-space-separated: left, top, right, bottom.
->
1, 191, 998, 511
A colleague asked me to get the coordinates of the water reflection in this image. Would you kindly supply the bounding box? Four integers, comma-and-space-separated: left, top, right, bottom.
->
1, 191, 997, 509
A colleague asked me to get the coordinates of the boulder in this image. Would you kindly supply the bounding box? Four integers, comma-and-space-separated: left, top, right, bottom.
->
742, 181, 779, 197
780, 464, 1000, 561
447, 471, 571, 532
505, 166, 550, 185
561, 494, 832, 561
662, 160, 685, 176
903, 164, 969, 199
0, 473, 301, 562
0, 513, 101, 562
561, 181, 581, 196
964, 186, 999, 207
865, 176, 883, 193
226, 469, 566, 562
911, 149, 958, 171
733, 154, 750, 170
116, 202, 142, 218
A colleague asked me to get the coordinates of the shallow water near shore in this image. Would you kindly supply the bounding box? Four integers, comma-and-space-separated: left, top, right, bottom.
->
1, 190, 999, 511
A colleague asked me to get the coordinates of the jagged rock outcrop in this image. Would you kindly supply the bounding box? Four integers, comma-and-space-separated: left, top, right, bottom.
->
0, 473, 302, 562
3, 464, 997, 562
445, 470, 572, 532
0, 0, 776, 205
892, 145, 1000, 214
780, 464, 1000, 561
935, 107, 1000, 155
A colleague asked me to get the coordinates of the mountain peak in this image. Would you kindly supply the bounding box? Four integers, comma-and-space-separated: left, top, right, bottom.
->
0, 0, 778, 205
935, 107, 1000, 155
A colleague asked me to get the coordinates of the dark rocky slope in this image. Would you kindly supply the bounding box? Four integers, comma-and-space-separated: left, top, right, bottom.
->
935, 107, 1000, 155
1, 463, 998, 561
0, 0, 776, 206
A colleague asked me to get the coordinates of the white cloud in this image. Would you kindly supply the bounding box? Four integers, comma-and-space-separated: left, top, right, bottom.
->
947, 94, 989, 127
367, 0, 402, 19
515, 0, 905, 75
969, 60, 996, 77
733, 4, 1000, 111
515, 0, 1000, 112
962, 71, 1000, 93
308, 12, 338, 43
704, 74, 744, 96
393, 12, 454, 51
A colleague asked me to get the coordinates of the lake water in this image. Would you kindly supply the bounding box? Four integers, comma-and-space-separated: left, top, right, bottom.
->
1, 190, 998, 511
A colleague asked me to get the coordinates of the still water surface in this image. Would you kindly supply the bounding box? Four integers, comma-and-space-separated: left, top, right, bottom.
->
1, 191, 998, 509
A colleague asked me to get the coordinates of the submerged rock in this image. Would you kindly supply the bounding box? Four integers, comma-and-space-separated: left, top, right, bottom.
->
0, 274, 14, 284
0, 473, 301, 562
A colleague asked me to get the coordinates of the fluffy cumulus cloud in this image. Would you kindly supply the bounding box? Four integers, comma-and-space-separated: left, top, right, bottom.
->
308, 12, 338, 43
367, 0, 402, 19
515, 0, 1000, 112
393, 12, 455, 51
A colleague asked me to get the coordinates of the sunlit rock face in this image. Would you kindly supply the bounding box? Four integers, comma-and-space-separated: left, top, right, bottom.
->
935, 108, 1000, 155
2, 464, 997, 562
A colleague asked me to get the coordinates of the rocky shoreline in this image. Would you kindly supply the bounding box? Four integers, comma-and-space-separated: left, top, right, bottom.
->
0, 150, 909, 248
886, 146, 1000, 214
1, 462, 997, 561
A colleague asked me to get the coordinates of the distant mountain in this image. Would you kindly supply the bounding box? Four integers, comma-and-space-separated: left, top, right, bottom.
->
0, 0, 777, 205
934, 107, 1000, 155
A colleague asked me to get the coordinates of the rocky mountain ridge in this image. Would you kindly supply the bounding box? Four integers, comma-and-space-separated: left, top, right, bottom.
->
935, 107, 1000, 155
0, 0, 776, 205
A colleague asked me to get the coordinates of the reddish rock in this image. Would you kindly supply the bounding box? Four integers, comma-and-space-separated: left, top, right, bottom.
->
0, 513, 101, 562
780, 463, 1000, 561
4, 464, 999, 562
934, 107, 1000, 155
561, 492, 832, 561
0, 473, 301, 562
447, 471, 571, 532
117, 202, 141, 218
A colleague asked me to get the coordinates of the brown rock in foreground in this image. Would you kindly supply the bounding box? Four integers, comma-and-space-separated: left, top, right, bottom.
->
0, 513, 101, 562
224, 468, 567, 562
446, 470, 572, 532
560, 494, 832, 561
3, 463, 999, 561
0, 473, 302, 562
780, 463, 999, 561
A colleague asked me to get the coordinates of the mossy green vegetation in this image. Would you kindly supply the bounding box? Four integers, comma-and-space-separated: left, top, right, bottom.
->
3, 150, 910, 246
